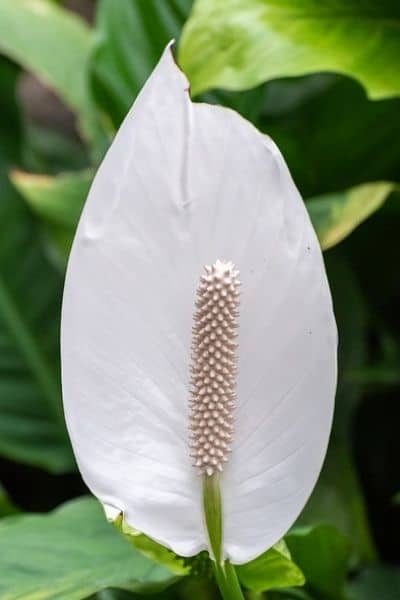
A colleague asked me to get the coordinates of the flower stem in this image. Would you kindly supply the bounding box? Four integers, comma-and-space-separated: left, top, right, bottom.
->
203, 475, 245, 600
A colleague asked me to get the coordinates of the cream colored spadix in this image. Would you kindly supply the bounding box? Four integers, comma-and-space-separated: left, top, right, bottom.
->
190, 260, 240, 476
61, 43, 337, 565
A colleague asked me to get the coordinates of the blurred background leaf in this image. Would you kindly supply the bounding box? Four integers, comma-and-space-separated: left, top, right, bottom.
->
0, 49, 73, 472
307, 182, 397, 251
90, 0, 193, 129
0, 0, 105, 155
259, 77, 400, 197
11, 169, 94, 265
0, 483, 19, 517
347, 567, 400, 600
0, 181, 74, 472
298, 254, 377, 562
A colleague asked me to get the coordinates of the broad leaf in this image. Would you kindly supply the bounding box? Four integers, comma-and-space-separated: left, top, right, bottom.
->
91, 0, 193, 128
237, 541, 305, 592
0, 0, 104, 152
11, 170, 93, 263
286, 525, 351, 600
179, 0, 400, 98
307, 182, 396, 250
0, 497, 178, 599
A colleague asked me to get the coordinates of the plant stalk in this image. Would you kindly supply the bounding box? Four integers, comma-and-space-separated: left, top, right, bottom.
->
203, 474, 245, 600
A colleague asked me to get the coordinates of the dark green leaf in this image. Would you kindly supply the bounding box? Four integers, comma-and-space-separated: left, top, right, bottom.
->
299, 443, 376, 564
0, 180, 73, 471
0, 50, 73, 471
0, 483, 19, 517
327, 255, 369, 435
0, 58, 22, 166
286, 525, 351, 600
0, 497, 178, 599
91, 0, 193, 128
23, 125, 90, 175
180, 0, 400, 98
261, 77, 400, 197
298, 256, 376, 561
348, 567, 400, 600
236, 541, 305, 592
266, 591, 315, 600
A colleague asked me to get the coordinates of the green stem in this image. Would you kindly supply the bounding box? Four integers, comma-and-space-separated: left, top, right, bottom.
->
203, 474, 245, 600
212, 560, 245, 600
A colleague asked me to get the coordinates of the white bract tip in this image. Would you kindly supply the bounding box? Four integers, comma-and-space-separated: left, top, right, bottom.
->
61, 43, 337, 564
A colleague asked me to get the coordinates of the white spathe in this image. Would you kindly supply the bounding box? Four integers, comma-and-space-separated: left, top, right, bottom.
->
61, 43, 337, 564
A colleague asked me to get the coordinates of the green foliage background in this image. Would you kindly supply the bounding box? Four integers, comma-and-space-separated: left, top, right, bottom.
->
0, 0, 399, 598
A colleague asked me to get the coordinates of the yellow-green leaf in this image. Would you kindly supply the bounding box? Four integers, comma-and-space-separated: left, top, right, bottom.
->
179, 0, 400, 98
307, 182, 396, 250
236, 541, 305, 592
11, 169, 93, 263
113, 514, 190, 576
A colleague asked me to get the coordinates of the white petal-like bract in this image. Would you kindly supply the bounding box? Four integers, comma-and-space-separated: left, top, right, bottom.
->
61, 44, 337, 564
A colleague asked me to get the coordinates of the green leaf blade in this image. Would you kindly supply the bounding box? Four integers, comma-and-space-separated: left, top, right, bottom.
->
307, 181, 396, 250
237, 542, 305, 593
179, 0, 400, 99
286, 524, 352, 600
0, 497, 178, 600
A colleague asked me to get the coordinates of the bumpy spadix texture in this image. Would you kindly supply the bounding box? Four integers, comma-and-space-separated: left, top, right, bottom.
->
190, 261, 239, 476
61, 43, 337, 564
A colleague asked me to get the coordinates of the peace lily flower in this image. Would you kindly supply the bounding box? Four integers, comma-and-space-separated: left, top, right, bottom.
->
61, 42, 337, 595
